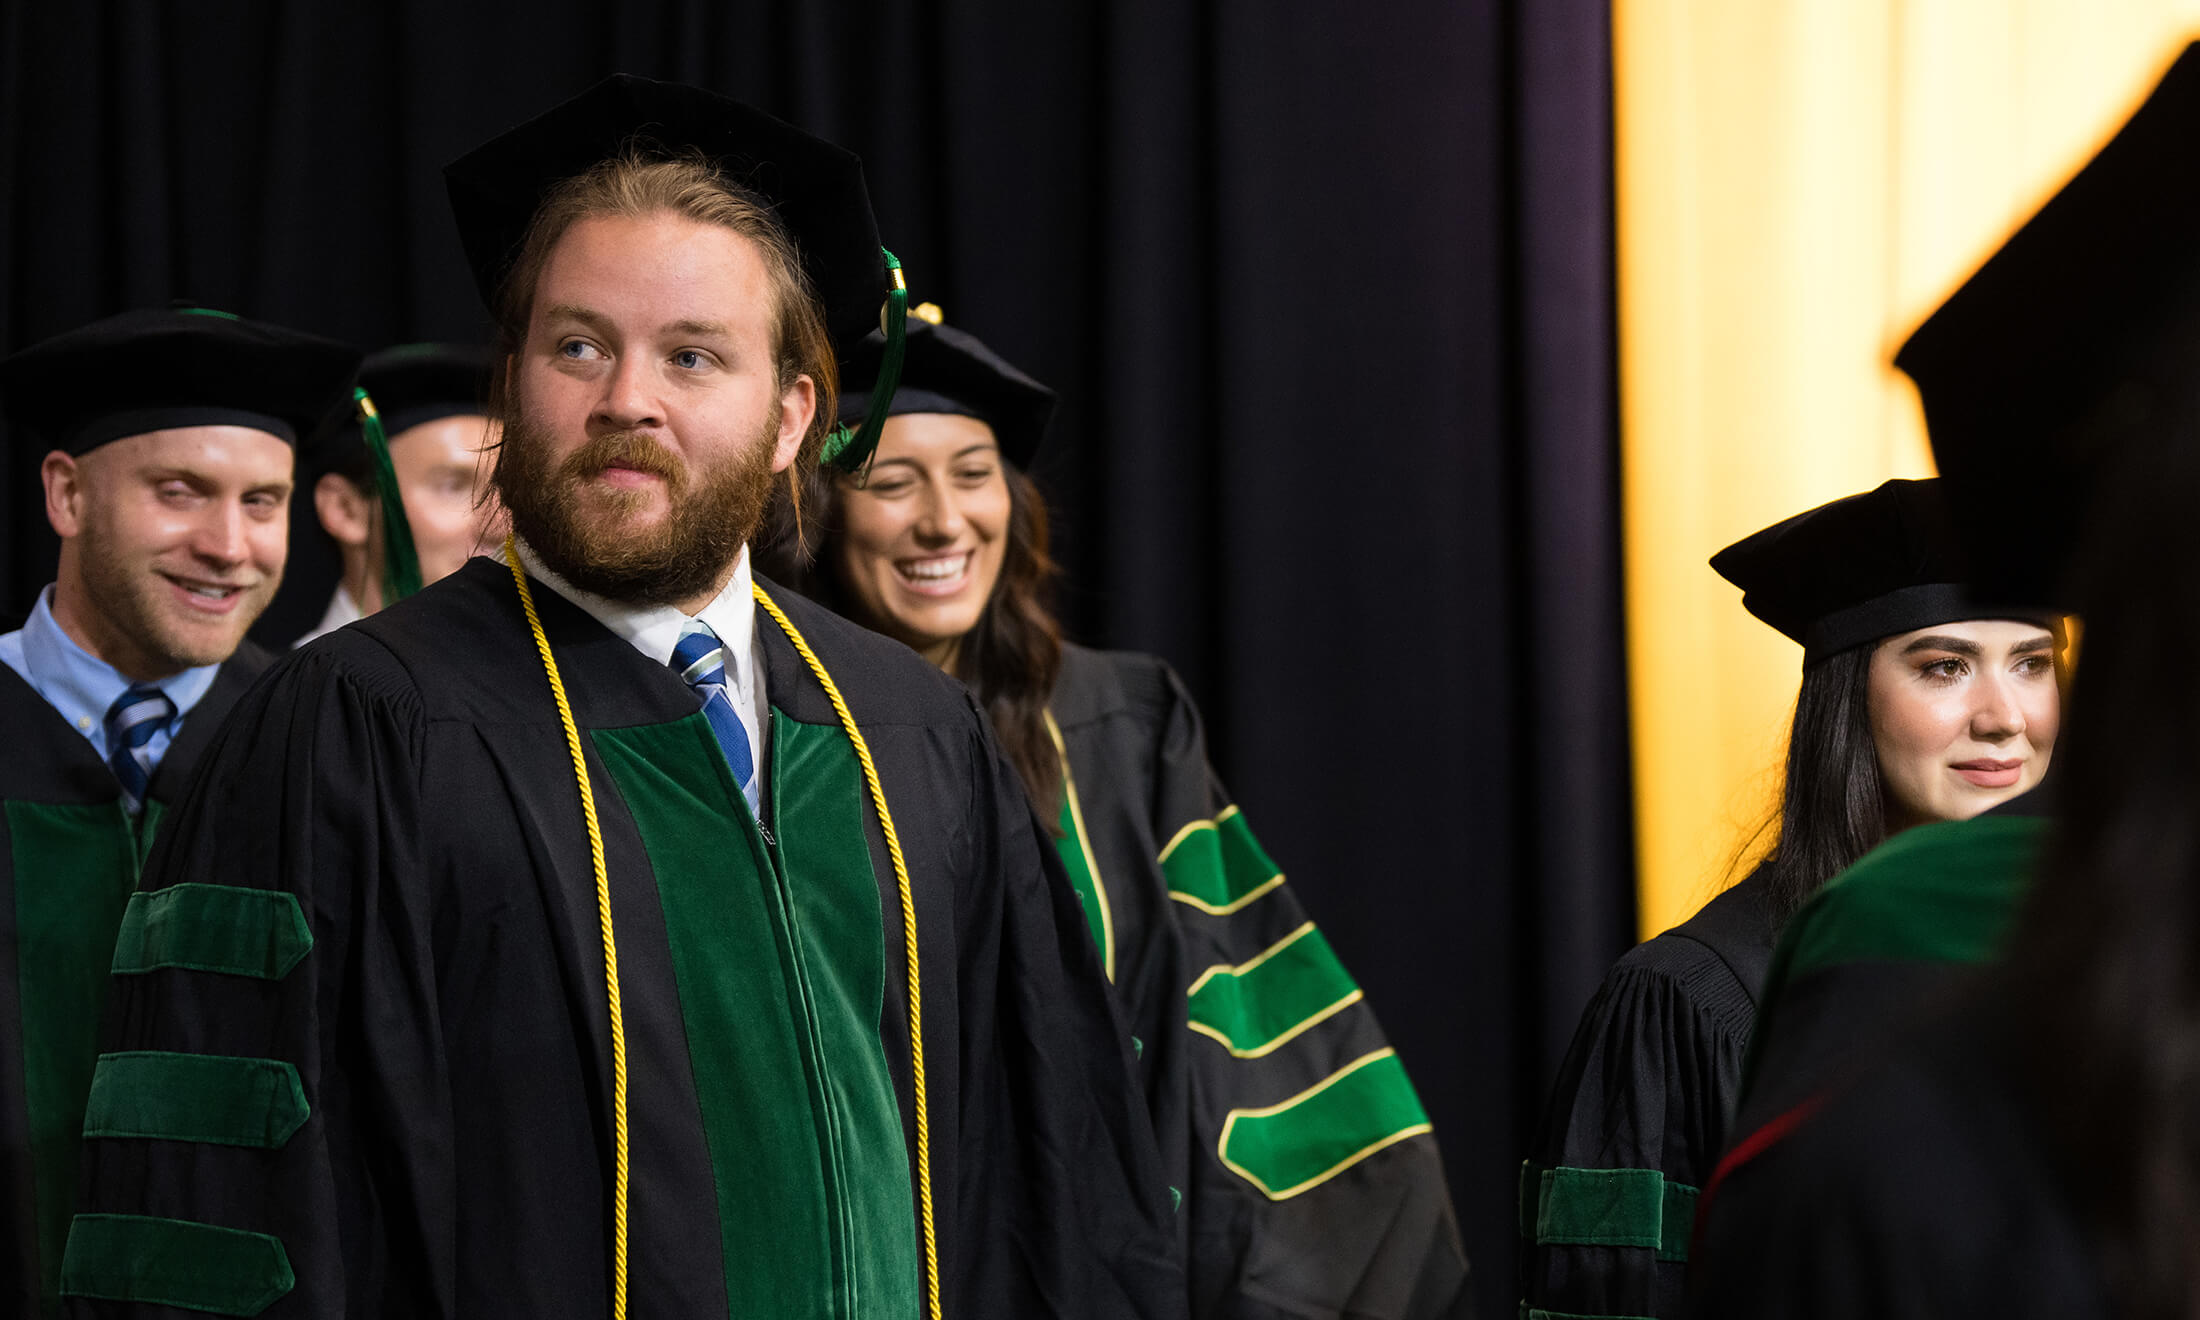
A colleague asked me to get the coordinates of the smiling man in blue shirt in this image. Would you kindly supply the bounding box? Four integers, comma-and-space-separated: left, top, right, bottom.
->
0, 305, 359, 1318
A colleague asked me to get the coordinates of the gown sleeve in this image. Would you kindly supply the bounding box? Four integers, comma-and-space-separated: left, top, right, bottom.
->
62, 642, 453, 1318
950, 694, 1188, 1320
1521, 935, 1751, 1320
1141, 663, 1471, 1320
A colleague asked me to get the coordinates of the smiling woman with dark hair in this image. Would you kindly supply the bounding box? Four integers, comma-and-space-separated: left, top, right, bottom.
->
1520, 477, 2062, 1320
763, 310, 1474, 1320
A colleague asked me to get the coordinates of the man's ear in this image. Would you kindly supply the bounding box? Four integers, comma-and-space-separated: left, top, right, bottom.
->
41, 450, 83, 539
772, 374, 817, 474
315, 472, 372, 548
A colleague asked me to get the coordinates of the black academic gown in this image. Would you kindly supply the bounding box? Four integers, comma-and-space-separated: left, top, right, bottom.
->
63, 559, 1182, 1319
0, 645, 271, 1319
1687, 999, 2109, 1320
1520, 869, 1776, 1320
1047, 644, 1470, 1320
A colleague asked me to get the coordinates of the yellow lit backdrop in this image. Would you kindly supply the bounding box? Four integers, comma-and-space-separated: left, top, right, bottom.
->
1616, 3, 2200, 938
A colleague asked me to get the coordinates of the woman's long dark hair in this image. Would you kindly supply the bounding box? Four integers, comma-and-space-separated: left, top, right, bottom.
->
1745, 645, 1887, 924
757, 459, 1065, 814
2000, 390, 2200, 1320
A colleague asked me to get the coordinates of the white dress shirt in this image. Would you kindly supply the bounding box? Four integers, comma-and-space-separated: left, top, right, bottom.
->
512, 540, 772, 781
293, 584, 364, 648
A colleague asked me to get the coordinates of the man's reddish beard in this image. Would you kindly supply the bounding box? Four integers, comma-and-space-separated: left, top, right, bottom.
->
494, 408, 780, 607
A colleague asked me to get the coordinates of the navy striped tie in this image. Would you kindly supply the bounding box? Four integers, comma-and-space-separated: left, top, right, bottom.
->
104, 684, 177, 816
670, 623, 758, 813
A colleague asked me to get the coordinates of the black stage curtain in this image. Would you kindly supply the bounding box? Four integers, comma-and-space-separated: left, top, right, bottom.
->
0, 3, 1634, 1312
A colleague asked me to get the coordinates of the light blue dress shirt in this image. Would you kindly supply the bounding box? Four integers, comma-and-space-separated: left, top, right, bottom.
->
0, 585, 220, 770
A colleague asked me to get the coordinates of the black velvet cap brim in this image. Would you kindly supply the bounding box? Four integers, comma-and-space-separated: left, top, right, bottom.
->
835, 320, 1056, 468
1711, 477, 2054, 663
304, 342, 497, 485
0, 307, 361, 456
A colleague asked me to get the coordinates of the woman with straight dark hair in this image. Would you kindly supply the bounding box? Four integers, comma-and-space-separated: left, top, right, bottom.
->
762, 310, 1472, 1320
1520, 478, 2063, 1320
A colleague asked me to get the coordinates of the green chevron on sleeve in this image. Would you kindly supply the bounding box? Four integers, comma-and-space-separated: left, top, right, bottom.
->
59, 1214, 294, 1316
1162, 805, 1285, 914
1218, 1049, 1432, 1199
1522, 1164, 1697, 1262
82, 1052, 308, 1149
1187, 922, 1364, 1057
110, 884, 312, 980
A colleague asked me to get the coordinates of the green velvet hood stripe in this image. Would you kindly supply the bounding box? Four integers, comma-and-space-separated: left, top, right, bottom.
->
592, 711, 917, 1317
1219, 1049, 1432, 1200
83, 1052, 308, 1148
1781, 814, 2045, 982
111, 883, 313, 979
1162, 807, 1284, 913
60, 1213, 294, 1316
1188, 922, 1363, 1056
1519, 1163, 1697, 1262
9, 797, 159, 1311
1052, 795, 1111, 960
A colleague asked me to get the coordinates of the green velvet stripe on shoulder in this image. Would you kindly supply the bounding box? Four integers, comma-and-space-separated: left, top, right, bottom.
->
1163, 805, 1285, 915
1520, 1164, 1697, 1263
82, 1052, 307, 1148
1052, 789, 1115, 977
111, 884, 312, 979
1218, 1048, 1432, 1200
1187, 921, 1364, 1057
60, 1213, 294, 1316
1782, 814, 2047, 983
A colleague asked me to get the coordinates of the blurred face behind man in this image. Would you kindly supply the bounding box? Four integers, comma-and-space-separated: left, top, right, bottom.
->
41, 425, 293, 679
495, 210, 815, 613
390, 413, 507, 586
315, 413, 508, 609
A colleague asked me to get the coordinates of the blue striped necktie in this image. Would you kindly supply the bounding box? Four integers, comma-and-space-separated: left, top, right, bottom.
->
670, 623, 759, 813
104, 684, 177, 816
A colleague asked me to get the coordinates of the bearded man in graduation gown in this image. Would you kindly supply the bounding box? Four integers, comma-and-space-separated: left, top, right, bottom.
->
0, 307, 360, 1318
62, 76, 1183, 1320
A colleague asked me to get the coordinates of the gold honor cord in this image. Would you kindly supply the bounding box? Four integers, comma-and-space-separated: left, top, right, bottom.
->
502, 538, 632, 1319
750, 583, 942, 1320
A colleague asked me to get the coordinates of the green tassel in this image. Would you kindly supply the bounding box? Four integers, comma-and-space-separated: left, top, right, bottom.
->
821, 248, 908, 474
355, 387, 424, 603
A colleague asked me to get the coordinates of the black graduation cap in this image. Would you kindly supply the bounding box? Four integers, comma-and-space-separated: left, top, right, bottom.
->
359, 342, 497, 442
305, 343, 496, 486
443, 73, 892, 360
836, 312, 1057, 468
1897, 41, 2200, 605
0, 306, 361, 456
1711, 478, 2045, 665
